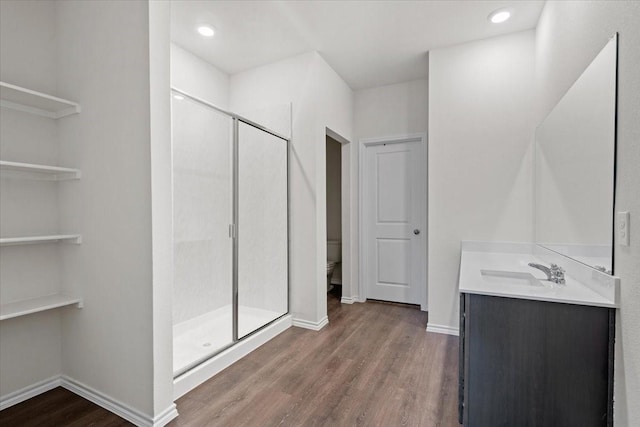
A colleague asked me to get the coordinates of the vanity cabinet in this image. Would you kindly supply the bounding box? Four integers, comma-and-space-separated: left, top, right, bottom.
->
458, 293, 615, 426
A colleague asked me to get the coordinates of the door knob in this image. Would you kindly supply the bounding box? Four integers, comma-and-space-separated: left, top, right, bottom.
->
413, 229, 420, 235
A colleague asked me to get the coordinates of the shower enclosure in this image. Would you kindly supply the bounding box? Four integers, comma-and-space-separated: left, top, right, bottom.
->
171, 89, 289, 376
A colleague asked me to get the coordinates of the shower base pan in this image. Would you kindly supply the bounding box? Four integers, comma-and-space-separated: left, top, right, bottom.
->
173, 312, 292, 399
173, 304, 284, 375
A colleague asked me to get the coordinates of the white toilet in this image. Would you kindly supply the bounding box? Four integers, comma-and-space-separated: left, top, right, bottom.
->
327, 240, 342, 291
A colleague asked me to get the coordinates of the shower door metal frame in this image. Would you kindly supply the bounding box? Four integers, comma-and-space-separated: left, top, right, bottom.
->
171, 87, 290, 378
232, 117, 239, 341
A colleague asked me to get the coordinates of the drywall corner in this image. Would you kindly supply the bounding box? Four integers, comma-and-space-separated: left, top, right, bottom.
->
149, 0, 176, 421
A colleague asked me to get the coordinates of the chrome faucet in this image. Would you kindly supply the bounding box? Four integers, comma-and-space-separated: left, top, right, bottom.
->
528, 262, 566, 284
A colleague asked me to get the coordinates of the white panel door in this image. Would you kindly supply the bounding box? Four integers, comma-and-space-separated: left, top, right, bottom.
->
363, 138, 426, 305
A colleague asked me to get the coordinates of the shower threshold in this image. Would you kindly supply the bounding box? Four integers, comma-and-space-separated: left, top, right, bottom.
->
173, 304, 284, 375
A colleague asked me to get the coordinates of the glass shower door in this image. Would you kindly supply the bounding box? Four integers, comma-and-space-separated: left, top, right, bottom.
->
237, 121, 288, 338
171, 91, 233, 375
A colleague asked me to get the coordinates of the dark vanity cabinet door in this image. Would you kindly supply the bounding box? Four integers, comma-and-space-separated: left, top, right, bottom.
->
459, 293, 615, 427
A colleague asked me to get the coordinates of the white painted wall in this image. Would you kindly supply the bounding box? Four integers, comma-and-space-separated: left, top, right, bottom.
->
171, 43, 229, 108
352, 79, 428, 302
230, 52, 316, 142
56, 0, 161, 418
0, 0, 63, 400
0, 0, 57, 91
354, 79, 429, 140
428, 31, 536, 331
534, 2, 640, 424
230, 51, 353, 326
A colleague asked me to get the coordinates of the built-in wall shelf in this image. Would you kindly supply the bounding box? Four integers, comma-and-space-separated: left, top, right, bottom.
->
0, 234, 82, 246
0, 81, 81, 119
0, 294, 83, 321
0, 160, 81, 180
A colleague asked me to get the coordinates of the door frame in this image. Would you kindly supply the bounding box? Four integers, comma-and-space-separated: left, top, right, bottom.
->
358, 133, 428, 311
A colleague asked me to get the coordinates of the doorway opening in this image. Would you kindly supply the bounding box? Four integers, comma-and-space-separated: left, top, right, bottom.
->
326, 135, 343, 306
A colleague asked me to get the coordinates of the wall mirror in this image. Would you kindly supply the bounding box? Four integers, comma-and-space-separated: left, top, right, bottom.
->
534, 34, 617, 274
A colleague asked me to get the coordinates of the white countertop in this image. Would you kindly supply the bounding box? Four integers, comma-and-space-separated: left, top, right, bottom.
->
458, 241, 619, 308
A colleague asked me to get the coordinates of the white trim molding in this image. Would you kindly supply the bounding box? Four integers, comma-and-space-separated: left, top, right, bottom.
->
426, 323, 459, 336
340, 295, 365, 304
173, 314, 292, 400
292, 315, 329, 331
152, 404, 180, 427
0, 376, 61, 411
61, 376, 178, 427
0, 375, 178, 426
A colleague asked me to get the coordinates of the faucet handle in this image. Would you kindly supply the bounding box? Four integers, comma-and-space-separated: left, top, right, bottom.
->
550, 264, 566, 284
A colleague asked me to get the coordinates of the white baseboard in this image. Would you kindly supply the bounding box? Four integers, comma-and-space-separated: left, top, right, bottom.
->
0, 374, 177, 426
292, 315, 329, 331
151, 403, 180, 427
340, 295, 365, 304
426, 323, 459, 336
0, 376, 61, 410
173, 314, 292, 400
61, 376, 178, 426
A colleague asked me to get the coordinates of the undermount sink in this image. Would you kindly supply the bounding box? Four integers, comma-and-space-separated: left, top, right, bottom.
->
480, 270, 550, 288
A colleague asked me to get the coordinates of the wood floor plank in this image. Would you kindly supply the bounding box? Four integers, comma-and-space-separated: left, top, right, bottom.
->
0, 290, 459, 426
0, 387, 132, 426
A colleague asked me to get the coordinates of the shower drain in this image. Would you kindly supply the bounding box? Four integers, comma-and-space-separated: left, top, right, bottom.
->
202, 342, 212, 347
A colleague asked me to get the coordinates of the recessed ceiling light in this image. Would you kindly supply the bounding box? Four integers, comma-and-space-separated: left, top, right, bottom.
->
488, 9, 511, 24
197, 25, 215, 37
173, 94, 184, 100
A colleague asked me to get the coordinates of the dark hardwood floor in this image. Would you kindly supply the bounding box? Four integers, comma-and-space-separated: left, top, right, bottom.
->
0, 289, 459, 426
0, 387, 131, 427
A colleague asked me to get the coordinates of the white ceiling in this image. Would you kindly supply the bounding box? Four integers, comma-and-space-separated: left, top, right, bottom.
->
171, 0, 544, 90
